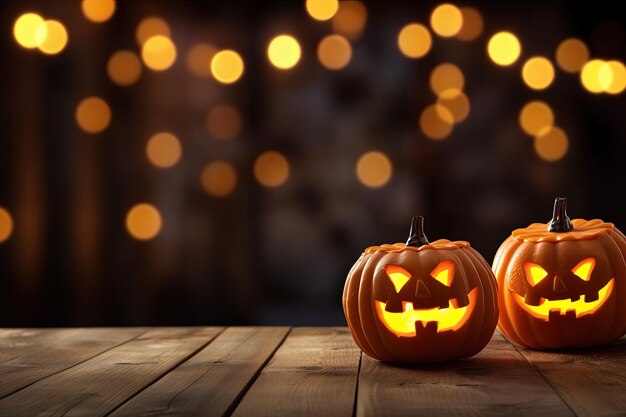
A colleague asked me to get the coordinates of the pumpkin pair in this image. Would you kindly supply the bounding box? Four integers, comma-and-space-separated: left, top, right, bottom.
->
343, 198, 626, 362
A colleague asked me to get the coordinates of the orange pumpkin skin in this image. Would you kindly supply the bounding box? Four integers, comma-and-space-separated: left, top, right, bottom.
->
494, 199, 626, 349
343, 218, 498, 362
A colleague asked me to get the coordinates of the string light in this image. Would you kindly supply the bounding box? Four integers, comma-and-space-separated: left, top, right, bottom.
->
555, 38, 589, 73
211, 50, 245, 84
437, 92, 470, 123
317, 34, 352, 70
534, 127, 569, 162
141, 35, 177, 71
76, 97, 111, 134
186, 43, 216, 78
107, 50, 142, 86
0, 207, 13, 243
267, 35, 302, 70
430, 3, 463, 38
580, 59, 606, 93
487, 31, 521, 66
206, 105, 242, 140
332, 1, 367, 40
519, 101, 554, 136
521, 56, 555, 90
35, 20, 68, 55
82, 0, 116, 23
254, 151, 289, 187
397, 23, 432, 59
306, 0, 339, 21
420, 104, 454, 140
13, 13, 46, 49
430, 63, 464, 98
146, 132, 182, 168
125, 203, 162, 240
136, 17, 171, 46
604, 61, 626, 94
456, 7, 483, 41
356, 151, 393, 188
201, 161, 238, 197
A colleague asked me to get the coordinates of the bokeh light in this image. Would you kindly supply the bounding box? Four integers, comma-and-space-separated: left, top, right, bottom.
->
430, 63, 464, 98
186, 43, 216, 78
126, 203, 162, 241
420, 104, 454, 140
211, 50, 245, 84
141, 35, 177, 71
306, 0, 339, 21
107, 50, 142, 86
200, 161, 238, 197
331, 1, 367, 40
254, 151, 290, 187
13, 13, 46, 49
317, 34, 352, 70
519, 101, 554, 137
356, 151, 393, 188
136, 17, 171, 46
397, 23, 432, 59
206, 105, 242, 140
437, 92, 470, 123
430, 3, 463, 38
267, 35, 302, 70
456, 7, 483, 41
534, 127, 569, 162
487, 31, 521, 66
146, 132, 182, 168
605, 60, 626, 94
82, 0, 116, 23
555, 38, 589, 73
522, 56, 555, 90
0, 207, 13, 243
35, 20, 68, 55
75, 97, 111, 134
580, 59, 606, 93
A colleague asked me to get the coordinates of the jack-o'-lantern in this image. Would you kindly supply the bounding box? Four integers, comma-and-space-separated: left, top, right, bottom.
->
343, 216, 498, 362
494, 197, 626, 349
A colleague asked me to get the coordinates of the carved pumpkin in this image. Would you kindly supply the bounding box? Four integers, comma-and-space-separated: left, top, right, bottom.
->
494, 197, 626, 349
343, 216, 498, 362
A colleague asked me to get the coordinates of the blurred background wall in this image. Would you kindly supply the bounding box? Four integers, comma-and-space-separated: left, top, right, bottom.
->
1, 0, 625, 326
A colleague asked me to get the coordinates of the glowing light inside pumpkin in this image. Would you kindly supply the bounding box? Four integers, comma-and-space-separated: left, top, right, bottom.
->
397, 23, 432, 59
572, 257, 595, 281
385, 265, 411, 292
524, 262, 549, 286
430, 3, 463, 38
376, 288, 478, 337
431, 260, 454, 286
487, 31, 521, 66
512, 278, 614, 321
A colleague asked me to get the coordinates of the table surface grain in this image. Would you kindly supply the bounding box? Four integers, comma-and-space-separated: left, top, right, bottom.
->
0, 327, 624, 417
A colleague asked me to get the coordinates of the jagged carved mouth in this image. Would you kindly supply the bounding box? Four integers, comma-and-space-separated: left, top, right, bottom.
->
512, 278, 614, 321
374, 288, 478, 337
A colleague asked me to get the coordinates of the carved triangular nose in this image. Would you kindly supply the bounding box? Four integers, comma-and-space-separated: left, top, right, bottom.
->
553, 276, 568, 292
415, 279, 431, 298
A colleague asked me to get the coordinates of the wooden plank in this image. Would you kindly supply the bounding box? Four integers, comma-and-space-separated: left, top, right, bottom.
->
0, 327, 223, 417
515, 336, 626, 417
356, 330, 575, 417
0, 328, 145, 398
231, 327, 361, 417
110, 326, 290, 417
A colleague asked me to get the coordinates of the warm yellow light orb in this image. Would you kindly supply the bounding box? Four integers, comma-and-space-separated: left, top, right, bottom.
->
397, 23, 432, 59
534, 127, 569, 162
437, 92, 470, 123
430, 63, 464, 98
456, 7, 483, 41
201, 161, 238, 197
206, 105, 242, 140
126, 203, 162, 240
13, 13, 46, 49
107, 50, 142, 86
430, 3, 463, 38
267, 35, 302, 70
605, 60, 626, 94
487, 31, 521, 66
146, 132, 182, 168
580, 59, 606, 93
254, 151, 289, 187
0, 207, 13, 243
555, 38, 589, 73
76, 97, 111, 134
317, 34, 352, 70
35, 20, 68, 55
420, 104, 454, 140
186, 43, 216, 78
306, 0, 339, 21
332, 1, 367, 40
82, 0, 116, 23
136, 17, 171, 46
519, 101, 554, 137
356, 151, 393, 188
211, 50, 245, 84
522, 56, 555, 90
141, 35, 177, 71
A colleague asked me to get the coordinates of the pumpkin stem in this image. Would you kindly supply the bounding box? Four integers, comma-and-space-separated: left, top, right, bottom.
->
548, 197, 574, 233
406, 216, 430, 247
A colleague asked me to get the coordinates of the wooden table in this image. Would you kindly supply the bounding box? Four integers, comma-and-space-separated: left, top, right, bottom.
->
0, 327, 624, 417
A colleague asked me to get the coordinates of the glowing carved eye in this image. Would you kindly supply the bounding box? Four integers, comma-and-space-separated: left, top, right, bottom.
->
430, 260, 454, 286
524, 262, 548, 286
385, 265, 411, 292
572, 257, 596, 281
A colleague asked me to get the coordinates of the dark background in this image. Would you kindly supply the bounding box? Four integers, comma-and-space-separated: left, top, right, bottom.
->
1, 0, 625, 327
